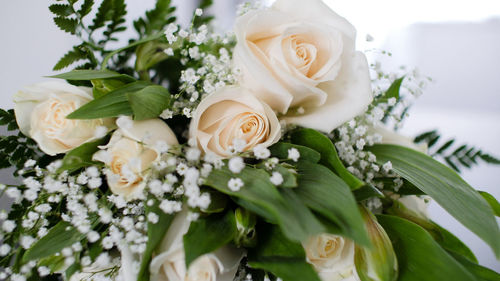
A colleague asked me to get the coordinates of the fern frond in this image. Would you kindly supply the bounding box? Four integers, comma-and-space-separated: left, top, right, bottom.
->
49, 4, 73, 17
53, 46, 87, 70
90, 0, 113, 30
54, 17, 78, 34
78, 0, 94, 18
134, 0, 176, 37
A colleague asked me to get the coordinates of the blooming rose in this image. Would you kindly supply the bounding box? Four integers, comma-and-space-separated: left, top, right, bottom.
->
304, 234, 359, 281
233, 0, 372, 132
149, 209, 244, 281
93, 117, 178, 201
189, 86, 281, 157
13, 81, 114, 155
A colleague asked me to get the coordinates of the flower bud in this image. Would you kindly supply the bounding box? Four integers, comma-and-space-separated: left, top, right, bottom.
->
355, 207, 398, 281
234, 208, 257, 247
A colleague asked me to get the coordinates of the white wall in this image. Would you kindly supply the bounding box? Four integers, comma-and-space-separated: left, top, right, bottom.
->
1, 0, 499, 272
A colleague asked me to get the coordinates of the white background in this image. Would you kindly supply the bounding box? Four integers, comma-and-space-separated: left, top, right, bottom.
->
0, 0, 499, 272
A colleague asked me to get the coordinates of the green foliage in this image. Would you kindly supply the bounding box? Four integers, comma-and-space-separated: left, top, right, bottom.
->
269, 142, 321, 164
57, 136, 109, 173
369, 144, 500, 257
127, 85, 171, 120
377, 215, 476, 281
133, 0, 176, 37
193, 0, 215, 27
53, 17, 78, 34
479, 191, 500, 217
53, 45, 88, 71
414, 130, 500, 173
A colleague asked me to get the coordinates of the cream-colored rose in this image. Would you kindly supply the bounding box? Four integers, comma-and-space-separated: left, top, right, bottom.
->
233, 0, 372, 133
93, 117, 178, 201
373, 125, 427, 153
304, 234, 360, 281
150, 210, 244, 281
189, 86, 281, 157
13, 81, 114, 155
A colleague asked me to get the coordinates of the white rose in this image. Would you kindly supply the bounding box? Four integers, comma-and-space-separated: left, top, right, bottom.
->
304, 234, 360, 281
398, 195, 431, 218
233, 0, 372, 133
150, 210, 244, 281
373, 125, 427, 153
93, 117, 178, 201
13, 81, 114, 155
189, 86, 281, 157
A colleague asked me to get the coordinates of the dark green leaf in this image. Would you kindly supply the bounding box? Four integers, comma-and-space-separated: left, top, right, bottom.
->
369, 144, 500, 257
183, 211, 237, 268
23, 222, 86, 263
53, 47, 87, 71
49, 4, 73, 17
90, 0, 113, 30
479, 191, 500, 217
78, 0, 94, 17
269, 142, 320, 163
248, 225, 321, 281
53, 17, 78, 34
137, 198, 175, 281
353, 184, 385, 201
57, 136, 109, 173
291, 128, 365, 190
49, 69, 124, 80
377, 215, 476, 281
127, 85, 171, 120
295, 161, 370, 247
448, 251, 500, 281
67, 81, 150, 119
273, 165, 297, 188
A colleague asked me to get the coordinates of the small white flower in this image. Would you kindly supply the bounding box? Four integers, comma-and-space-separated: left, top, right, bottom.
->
24, 159, 36, 168
2, 220, 16, 233
195, 8, 203, 16
382, 161, 393, 172
20, 235, 35, 249
270, 172, 284, 186
232, 138, 247, 153
88, 177, 102, 189
87, 231, 100, 243
148, 212, 159, 224
228, 178, 244, 192
0, 244, 11, 256
287, 148, 300, 162
176, 163, 188, 175
228, 157, 245, 174
186, 147, 201, 161
160, 109, 174, 119
253, 144, 271, 159
38, 266, 50, 277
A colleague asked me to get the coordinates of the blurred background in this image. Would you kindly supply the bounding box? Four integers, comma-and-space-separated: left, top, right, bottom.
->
1, 0, 499, 271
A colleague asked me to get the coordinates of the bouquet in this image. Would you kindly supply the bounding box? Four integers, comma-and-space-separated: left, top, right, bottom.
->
1, 0, 499, 280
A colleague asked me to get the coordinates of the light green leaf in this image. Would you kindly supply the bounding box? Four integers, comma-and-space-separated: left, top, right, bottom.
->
57, 137, 109, 173
448, 251, 500, 281
294, 161, 370, 247
49, 69, 125, 80
369, 144, 500, 257
23, 222, 86, 263
137, 198, 175, 281
479, 191, 500, 217
183, 211, 237, 268
205, 166, 324, 242
269, 142, 320, 163
377, 215, 476, 281
67, 81, 150, 119
127, 85, 171, 120
291, 128, 365, 190
248, 225, 321, 281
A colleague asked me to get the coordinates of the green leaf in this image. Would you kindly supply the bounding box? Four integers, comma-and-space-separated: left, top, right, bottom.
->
369, 144, 500, 257
127, 85, 171, 120
377, 215, 476, 281
269, 142, 320, 163
53, 47, 87, 71
291, 128, 365, 190
294, 161, 370, 247
273, 165, 297, 188
67, 81, 150, 119
53, 17, 78, 34
49, 69, 125, 80
23, 222, 86, 263
57, 137, 109, 173
78, 0, 94, 18
49, 4, 73, 17
183, 212, 237, 268
90, 0, 113, 30
137, 198, 175, 281
248, 225, 321, 281
448, 251, 500, 281
133, 0, 176, 36
205, 166, 324, 242
381, 77, 404, 103
353, 184, 385, 201
479, 191, 500, 217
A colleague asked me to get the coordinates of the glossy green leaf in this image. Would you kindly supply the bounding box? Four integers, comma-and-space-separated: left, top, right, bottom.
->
183, 211, 237, 268
127, 85, 171, 120
248, 225, 321, 281
369, 144, 500, 257
67, 81, 150, 119
273, 165, 298, 188
448, 251, 500, 281
57, 136, 109, 173
377, 215, 476, 281
137, 198, 175, 281
479, 191, 500, 217
380, 77, 404, 103
295, 161, 370, 247
23, 222, 85, 263
353, 184, 385, 201
49, 69, 125, 80
205, 166, 324, 242
291, 128, 364, 190
269, 142, 320, 163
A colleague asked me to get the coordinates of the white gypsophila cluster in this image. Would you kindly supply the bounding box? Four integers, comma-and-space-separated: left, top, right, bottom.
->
236, 1, 266, 16
161, 20, 238, 120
